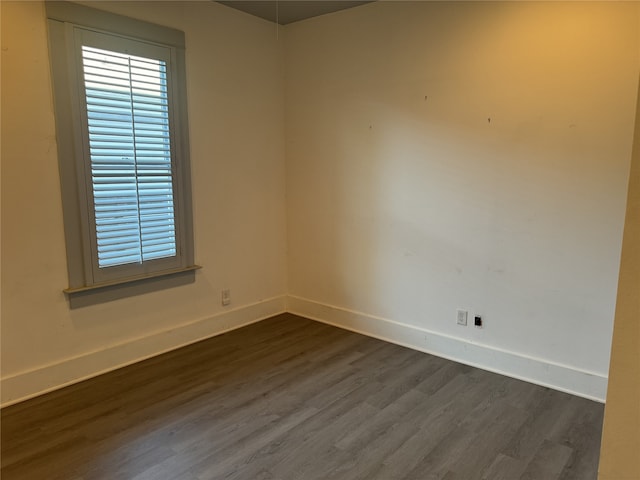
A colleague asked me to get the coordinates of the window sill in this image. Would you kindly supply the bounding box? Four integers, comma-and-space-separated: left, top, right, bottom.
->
64, 265, 202, 308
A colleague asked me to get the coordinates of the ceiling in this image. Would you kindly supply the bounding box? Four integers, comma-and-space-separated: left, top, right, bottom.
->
217, 1, 373, 25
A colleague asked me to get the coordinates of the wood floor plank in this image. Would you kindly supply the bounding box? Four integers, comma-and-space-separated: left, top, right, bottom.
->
481, 453, 527, 480
207, 385, 381, 480
519, 439, 574, 480
554, 397, 606, 480
1, 313, 605, 480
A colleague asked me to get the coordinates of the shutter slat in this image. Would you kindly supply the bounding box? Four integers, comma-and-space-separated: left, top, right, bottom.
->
142, 245, 176, 255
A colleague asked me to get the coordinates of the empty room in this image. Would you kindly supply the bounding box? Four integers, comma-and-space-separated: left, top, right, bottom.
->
1, 1, 639, 479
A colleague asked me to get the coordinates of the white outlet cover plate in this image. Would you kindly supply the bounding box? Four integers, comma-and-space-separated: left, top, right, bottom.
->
457, 309, 468, 326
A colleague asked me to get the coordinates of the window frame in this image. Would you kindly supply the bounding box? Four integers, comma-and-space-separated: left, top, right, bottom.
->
46, 1, 197, 299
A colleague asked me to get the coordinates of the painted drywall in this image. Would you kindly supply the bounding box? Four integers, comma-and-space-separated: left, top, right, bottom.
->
285, 1, 640, 399
598, 77, 640, 479
0, 1, 287, 405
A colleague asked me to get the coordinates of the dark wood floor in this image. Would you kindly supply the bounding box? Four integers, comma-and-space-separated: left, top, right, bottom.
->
2, 313, 604, 480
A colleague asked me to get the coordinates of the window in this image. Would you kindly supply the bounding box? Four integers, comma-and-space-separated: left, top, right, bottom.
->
46, 2, 197, 299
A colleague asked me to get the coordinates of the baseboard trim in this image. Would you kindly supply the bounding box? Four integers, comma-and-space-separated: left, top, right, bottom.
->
287, 295, 608, 402
1, 296, 287, 408
2, 294, 608, 407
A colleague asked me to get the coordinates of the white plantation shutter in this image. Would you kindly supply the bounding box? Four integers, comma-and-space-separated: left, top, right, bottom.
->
81, 46, 177, 268
46, 2, 195, 296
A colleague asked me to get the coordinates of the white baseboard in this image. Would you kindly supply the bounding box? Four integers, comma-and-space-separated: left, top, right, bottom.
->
1, 296, 287, 408
2, 294, 608, 407
287, 295, 608, 402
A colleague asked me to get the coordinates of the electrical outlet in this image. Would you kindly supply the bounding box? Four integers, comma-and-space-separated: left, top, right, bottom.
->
457, 309, 468, 326
474, 315, 483, 328
221, 289, 231, 306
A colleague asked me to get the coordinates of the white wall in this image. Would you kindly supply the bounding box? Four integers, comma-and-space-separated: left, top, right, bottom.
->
285, 1, 640, 400
0, 1, 287, 405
